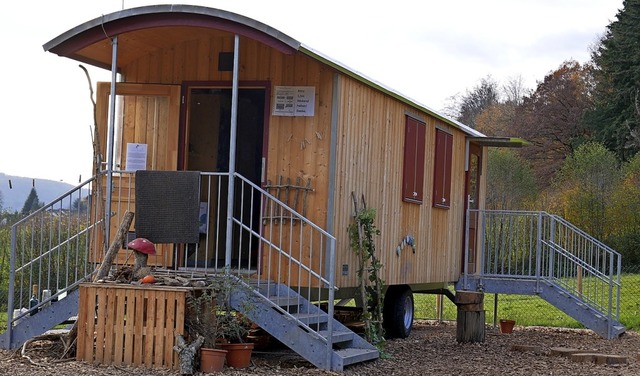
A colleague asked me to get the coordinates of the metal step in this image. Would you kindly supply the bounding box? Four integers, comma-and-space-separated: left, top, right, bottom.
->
291, 312, 329, 326
317, 329, 354, 343
270, 295, 302, 308
334, 348, 380, 368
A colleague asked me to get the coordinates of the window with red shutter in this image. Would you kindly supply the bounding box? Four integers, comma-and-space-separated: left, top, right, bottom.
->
433, 128, 453, 208
402, 116, 426, 204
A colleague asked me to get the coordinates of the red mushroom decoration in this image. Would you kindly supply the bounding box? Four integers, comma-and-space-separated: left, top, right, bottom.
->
127, 237, 156, 277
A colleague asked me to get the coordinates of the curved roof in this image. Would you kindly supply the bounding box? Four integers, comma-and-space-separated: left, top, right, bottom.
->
43, 4, 489, 138
43, 5, 300, 70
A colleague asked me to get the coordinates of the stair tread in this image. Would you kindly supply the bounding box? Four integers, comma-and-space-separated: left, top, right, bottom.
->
317, 329, 354, 343
291, 312, 329, 323
269, 296, 302, 307
334, 347, 379, 365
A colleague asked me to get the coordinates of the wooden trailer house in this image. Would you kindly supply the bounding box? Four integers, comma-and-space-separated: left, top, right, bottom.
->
0, 4, 624, 372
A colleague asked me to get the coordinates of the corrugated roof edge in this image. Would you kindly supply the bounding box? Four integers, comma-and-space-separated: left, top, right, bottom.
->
298, 44, 486, 138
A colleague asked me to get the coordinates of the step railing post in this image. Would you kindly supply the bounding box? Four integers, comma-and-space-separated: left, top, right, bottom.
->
326, 236, 336, 370
535, 212, 542, 292
548, 214, 556, 280
5, 225, 17, 347
608, 251, 614, 338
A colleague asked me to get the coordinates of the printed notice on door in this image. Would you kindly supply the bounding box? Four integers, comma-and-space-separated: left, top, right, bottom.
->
125, 143, 148, 171
273, 86, 315, 116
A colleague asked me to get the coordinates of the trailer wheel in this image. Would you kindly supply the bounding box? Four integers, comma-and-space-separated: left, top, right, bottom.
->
383, 285, 414, 338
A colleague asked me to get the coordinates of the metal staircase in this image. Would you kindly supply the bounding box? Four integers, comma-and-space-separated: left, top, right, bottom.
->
230, 279, 378, 371
0, 171, 378, 371
456, 210, 624, 339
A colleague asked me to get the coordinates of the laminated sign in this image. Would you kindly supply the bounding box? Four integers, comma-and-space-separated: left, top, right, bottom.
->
273, 86, 315, 116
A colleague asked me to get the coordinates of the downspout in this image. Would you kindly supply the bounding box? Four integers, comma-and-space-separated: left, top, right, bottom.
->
225, 34, 240, 274
105, 35, 119, 251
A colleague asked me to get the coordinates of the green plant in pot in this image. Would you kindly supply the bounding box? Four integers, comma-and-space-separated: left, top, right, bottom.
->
184, 287, 228, 373
213, 277, 256, 369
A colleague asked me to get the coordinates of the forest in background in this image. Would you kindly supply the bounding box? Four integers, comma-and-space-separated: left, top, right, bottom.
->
445, 0, 640, 267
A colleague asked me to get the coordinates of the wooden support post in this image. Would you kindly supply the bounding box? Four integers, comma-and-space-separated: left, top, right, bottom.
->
455, 291, 485, 343
577, 265, 583, 296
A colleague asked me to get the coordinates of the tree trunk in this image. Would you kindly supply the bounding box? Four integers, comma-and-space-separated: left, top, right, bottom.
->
455, 291, 485, 343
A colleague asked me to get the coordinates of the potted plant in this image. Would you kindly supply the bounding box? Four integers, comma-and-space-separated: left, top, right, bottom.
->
213, 278, 256, 369
185, 276, 256, 370
184, 287, 227, 373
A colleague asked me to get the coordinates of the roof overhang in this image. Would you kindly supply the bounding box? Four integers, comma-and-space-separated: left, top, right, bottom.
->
43, 4, 488, 139
43, 5, 300, 70
467, 136, 529, 148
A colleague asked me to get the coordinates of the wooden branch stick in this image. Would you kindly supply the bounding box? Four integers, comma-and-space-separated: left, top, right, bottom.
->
94, 210, 134, 281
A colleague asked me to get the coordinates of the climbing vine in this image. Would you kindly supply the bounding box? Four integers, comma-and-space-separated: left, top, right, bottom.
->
349, 193, 385, 351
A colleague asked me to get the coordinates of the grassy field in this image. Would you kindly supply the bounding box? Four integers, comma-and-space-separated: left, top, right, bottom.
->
414, 273, 640, 331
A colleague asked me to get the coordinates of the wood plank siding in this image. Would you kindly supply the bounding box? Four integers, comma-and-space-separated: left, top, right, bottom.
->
332, 75, 470, 288
91, 26, 482, 289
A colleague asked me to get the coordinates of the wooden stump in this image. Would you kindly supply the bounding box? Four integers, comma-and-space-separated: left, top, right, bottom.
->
455, 291, 485, 343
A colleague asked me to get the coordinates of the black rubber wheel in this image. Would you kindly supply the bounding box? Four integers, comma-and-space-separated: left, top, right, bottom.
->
383, 286, 414, 338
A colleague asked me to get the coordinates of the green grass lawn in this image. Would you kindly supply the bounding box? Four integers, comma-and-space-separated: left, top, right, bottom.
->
414, 273, 640, 331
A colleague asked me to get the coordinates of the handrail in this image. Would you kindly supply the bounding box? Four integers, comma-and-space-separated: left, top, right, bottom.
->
472, 209, 621, 324
6, 175, 99, 334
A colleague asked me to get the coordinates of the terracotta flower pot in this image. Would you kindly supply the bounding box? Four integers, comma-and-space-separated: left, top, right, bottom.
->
499, 319, 516, 334
200, 347, 227, 373
218, 342, 254, 368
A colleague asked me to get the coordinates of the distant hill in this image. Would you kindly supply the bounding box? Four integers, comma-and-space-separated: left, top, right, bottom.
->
0, 173, 78, 212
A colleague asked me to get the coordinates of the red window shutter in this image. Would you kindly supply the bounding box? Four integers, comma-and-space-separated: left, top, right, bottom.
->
402, 117, 426, 203
433, 129, 453, 208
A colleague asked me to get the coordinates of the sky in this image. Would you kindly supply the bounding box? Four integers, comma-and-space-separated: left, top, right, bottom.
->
0, 0, 623, 185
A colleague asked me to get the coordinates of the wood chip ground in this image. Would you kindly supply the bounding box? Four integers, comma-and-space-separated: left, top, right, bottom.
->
1, 320, 638, 375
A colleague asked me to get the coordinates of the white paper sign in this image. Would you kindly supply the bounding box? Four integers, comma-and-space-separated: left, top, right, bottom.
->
273, 86, 315, 116
125, 143, 148, 171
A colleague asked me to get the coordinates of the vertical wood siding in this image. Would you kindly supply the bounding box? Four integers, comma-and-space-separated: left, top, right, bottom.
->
332, 76, 469, 288
110, 29, 482, 288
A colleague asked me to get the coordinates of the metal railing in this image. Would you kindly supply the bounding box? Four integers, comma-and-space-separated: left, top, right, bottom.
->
3, 170, 337, 362
186, 172, 338, 364
6, 176, 101, 331
469, 210, 621, 321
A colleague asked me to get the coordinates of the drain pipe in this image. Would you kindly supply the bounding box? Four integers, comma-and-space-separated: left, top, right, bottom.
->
224, 34, 240, 275
105, 35, 119, 252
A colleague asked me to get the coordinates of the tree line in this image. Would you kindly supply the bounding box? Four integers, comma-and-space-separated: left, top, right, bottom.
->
446, 0, 640, 266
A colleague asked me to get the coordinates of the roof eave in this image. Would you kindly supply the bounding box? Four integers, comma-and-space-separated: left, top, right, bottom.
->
43, 5, 300, 59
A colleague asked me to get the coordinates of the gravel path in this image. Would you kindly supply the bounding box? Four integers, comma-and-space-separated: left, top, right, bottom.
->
1, 321, 638, 375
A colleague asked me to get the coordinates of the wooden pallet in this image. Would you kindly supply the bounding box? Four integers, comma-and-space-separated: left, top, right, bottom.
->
76, 283, 190, 369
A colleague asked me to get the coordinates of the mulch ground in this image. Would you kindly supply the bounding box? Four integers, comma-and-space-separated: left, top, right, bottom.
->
1, 320, 638, 375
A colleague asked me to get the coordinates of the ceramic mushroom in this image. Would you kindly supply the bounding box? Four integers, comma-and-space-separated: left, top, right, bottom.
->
127, 237, 156, 279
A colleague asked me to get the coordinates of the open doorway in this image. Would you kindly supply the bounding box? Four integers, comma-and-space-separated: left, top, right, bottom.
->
183, 85, 267, 268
